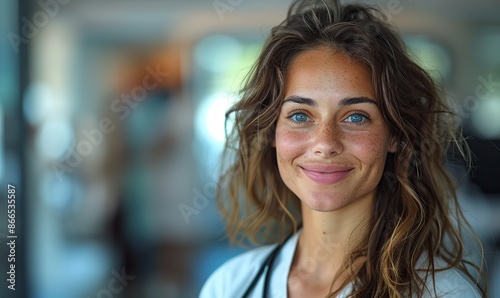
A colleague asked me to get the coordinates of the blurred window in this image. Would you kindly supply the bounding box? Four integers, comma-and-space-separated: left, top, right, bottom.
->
193, 34, 263, 172
404, 36, 452, 83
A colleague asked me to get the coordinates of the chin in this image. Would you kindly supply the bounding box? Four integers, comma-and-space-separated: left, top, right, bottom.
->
301, 194, 349, 212
300, 190, 374, 214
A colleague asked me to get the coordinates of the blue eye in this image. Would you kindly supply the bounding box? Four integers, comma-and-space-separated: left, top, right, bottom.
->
345, 113, 368, 124
289, 112, 310, 123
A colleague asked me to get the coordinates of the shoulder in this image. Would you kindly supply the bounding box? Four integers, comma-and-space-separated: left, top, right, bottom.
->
422, 267, 482, 298
199, 244, 277, 298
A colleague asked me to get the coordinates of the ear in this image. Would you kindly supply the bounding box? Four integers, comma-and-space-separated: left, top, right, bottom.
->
388, 135, 398, 153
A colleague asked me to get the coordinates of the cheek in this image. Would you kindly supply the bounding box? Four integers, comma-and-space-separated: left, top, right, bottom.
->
349, 131, 389, 168
275, 126, 308, 161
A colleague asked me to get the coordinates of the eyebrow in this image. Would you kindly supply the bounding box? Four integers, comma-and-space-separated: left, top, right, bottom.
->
339, 96, 378, 107
283, 95, 317, 106
283, 95, 378, 107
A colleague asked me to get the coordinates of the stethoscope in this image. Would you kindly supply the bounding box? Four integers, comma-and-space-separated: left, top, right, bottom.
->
240, 230, 298, 298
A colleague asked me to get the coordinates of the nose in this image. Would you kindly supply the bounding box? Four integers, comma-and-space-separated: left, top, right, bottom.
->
311, 122, 343, 157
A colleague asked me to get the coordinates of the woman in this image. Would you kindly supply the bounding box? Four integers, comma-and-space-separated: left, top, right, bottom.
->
200, 0, 486, 297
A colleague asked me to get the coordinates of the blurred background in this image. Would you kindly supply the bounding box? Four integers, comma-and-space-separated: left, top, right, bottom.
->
0, 0, 499, 297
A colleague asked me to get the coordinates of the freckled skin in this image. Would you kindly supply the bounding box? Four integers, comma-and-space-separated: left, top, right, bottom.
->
274, 47, 398, 212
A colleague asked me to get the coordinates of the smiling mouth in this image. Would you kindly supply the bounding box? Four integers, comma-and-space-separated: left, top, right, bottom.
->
300, 166, 353, 185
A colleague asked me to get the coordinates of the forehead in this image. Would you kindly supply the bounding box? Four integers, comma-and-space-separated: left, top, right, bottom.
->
284, 47, 376, 102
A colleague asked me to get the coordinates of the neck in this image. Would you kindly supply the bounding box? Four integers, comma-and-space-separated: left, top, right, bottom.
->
291, 196, 373, 291
300, 198, 372, 254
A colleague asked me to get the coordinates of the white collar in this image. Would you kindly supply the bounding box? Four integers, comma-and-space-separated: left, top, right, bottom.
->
268, 230, 352, 297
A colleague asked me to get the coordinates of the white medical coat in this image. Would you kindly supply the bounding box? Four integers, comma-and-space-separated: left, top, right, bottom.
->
200, 232, 481, 297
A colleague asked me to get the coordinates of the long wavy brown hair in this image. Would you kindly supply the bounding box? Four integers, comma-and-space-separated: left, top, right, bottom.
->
216, 0, 487, 297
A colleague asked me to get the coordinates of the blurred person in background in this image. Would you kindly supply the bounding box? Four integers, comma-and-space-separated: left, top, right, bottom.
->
200, 0, 487, 297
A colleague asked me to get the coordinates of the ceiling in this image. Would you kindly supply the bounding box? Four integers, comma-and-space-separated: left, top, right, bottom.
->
51, 0, 500, 42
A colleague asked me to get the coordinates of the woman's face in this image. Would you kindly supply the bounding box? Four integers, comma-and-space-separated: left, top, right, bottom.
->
274, 46, 397, 212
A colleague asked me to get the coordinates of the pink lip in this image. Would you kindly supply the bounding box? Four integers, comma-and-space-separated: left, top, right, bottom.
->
300, 165, 353, 185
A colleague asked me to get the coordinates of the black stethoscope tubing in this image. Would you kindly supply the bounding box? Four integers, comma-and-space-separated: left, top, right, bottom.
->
240, 230, 297, 298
